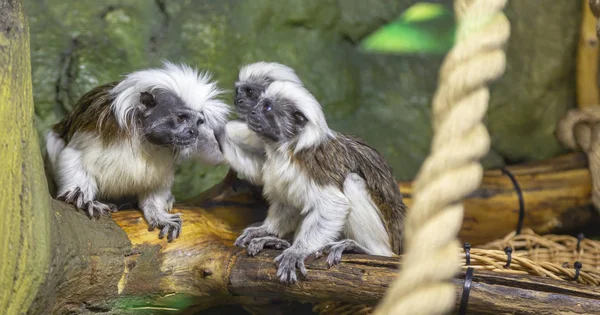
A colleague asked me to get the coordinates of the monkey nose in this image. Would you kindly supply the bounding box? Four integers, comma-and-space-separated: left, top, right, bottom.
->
235, 99, 244, 106
184, 127, 198, 138
250, 110, 256, 115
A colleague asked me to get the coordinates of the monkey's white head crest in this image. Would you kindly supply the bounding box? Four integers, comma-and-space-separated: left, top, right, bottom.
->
238, 62, 302, 86
110, 61, 231, 132
263, 81, 332, 152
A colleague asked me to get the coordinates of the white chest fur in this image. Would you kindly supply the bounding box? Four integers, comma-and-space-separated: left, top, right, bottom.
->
261, 147, 343, 214
70, 132, 175, 198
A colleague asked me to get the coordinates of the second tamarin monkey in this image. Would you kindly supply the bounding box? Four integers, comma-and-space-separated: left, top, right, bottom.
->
45, 62, 230, 241
232, 81, 408, 283
217, 61, 304, 186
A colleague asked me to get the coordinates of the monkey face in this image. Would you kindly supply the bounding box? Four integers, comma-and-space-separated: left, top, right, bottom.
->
138, 89, 205, 149
234, 80, 270, 121
246, 96, 308, 143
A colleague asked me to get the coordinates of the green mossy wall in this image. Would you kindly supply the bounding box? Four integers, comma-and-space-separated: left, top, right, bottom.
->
25, 0, 582, 199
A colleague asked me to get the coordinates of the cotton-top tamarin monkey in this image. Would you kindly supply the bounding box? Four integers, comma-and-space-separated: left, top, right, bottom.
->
45, 62, 230, 242
217, 62, 303, 186
231, 81, 408, 283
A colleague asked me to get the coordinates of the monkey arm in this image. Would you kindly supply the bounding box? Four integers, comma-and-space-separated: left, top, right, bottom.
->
226, 120, 265, 154
262, 202, 301, 237
216, 122, 265, 185
138, 186, 182, 242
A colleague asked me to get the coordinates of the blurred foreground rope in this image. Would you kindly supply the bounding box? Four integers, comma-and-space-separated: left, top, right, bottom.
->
372, 0, 510, 314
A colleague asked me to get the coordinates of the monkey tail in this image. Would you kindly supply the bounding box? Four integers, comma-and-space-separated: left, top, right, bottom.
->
387, 201, 407, 255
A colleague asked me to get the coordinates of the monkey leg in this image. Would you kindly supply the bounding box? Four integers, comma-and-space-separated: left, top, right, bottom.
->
315, 239, 374, 268
140, 188, 182, 242
247, 236, 291, 256
55, 147, 118, 218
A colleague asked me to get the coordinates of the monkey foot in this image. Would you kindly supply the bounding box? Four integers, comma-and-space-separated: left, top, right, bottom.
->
247, 236, 290, 256
147, 212, 182, 242
234, 226, 271, 248
57, 187, 117, 219
82, 201, 118, 219
315, 239, 372, 268
274, 248, 308, 284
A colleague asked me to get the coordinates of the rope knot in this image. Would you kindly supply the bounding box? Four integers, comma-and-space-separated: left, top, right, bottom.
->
556, 105, 600, 213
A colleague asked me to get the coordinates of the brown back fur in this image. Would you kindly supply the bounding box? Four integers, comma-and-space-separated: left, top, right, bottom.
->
293, 133, 406, 254
52, 81, 127, 145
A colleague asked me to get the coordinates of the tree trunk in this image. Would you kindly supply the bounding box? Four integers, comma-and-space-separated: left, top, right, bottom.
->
0, 0, 54, 313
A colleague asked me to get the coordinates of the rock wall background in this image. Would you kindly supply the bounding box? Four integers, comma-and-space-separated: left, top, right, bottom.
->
25, 0, 582, 199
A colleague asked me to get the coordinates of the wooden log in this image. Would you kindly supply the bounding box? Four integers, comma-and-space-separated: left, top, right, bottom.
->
401, 152, 596, 244
38, 202, 597, 314
229, 250, 600, 315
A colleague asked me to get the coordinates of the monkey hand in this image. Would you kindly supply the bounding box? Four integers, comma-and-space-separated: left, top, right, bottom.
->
247, 236, 290, 256
57, 187, 118, 219
274, 248, 308, 284
234, 226, 272, 248
146, 211, 182, 242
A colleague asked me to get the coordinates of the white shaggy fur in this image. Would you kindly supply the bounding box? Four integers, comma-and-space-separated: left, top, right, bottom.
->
237, 61, 303, 87
55, 132, 175, 200
111, 61, 230, 133
261, 145, 349, 253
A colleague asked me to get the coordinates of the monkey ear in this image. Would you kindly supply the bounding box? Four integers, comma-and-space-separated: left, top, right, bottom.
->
140, 92, 156, 109
293, 111, 308, 127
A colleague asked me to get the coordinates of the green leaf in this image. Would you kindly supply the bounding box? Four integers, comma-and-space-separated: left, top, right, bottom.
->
359, 2, 456, 55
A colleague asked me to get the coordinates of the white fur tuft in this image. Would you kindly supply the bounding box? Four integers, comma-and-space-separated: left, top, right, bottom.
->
262, 81, 332, 153
45, 130, 66, 176
238, 61, 303, 86
110, 61, 231, 132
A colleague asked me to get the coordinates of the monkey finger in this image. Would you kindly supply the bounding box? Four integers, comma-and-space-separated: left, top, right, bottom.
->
297, 260, 308, 278
326, 248, 344, 268
167, 228, 177, 243
158, 226, 169, 239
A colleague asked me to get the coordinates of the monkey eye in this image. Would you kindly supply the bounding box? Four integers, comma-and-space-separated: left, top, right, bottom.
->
263, 103, 272, 112
246, 88, 253, 96
177, 114, 188, 124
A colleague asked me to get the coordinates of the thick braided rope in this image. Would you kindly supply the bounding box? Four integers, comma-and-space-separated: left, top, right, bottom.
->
374, 1, 510, 314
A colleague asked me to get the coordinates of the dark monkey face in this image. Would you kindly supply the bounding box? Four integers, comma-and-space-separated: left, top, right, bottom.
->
137, 89, 205, 148
234, 80, 271, 121
246, 96, 308, 143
